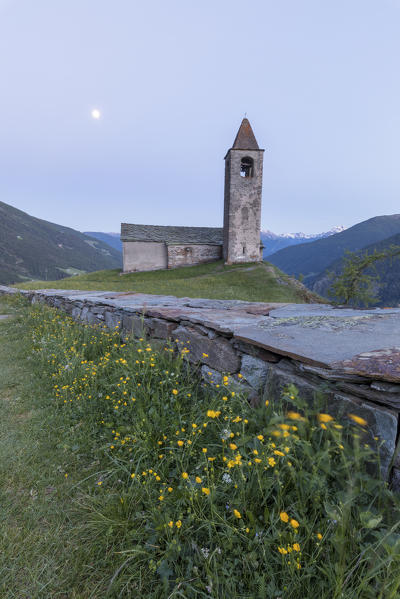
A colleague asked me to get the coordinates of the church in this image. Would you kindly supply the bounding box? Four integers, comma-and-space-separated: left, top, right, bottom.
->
121, 118, 264, 272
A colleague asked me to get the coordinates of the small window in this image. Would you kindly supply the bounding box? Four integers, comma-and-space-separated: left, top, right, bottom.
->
240, 156, 254, 178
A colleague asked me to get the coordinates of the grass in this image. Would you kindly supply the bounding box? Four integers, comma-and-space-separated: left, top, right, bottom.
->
14, 261, 322, 303
1, 294, 400, 598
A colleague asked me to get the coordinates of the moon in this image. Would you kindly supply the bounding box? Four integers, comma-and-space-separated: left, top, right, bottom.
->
91, 109, 101, 120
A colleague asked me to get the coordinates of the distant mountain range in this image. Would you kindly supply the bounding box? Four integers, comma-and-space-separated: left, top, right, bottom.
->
0, 201, 122, 285
261, 226, 346, 257
268, 215, 400, 281
267, 214, 400, 307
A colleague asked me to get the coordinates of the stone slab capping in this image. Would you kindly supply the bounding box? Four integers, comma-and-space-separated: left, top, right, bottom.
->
1, 284, 400, 491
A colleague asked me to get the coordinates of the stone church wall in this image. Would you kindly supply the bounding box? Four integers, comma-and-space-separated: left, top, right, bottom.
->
122, 241, 167, 272
167, 244, 222, 268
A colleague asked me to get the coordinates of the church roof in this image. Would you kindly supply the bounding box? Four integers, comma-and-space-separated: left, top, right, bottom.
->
121, 223, 223, 245
232, 118, 260, 150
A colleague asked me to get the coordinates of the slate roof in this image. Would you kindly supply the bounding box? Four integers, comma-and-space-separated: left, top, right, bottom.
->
232, 118, 260, 150
121, 223, 223, 245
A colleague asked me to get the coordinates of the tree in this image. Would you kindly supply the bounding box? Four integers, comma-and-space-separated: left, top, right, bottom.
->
328, 246, 400, 307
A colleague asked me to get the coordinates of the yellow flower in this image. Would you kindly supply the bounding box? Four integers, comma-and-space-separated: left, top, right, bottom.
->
182, 472, 189, 479
280, 512, 289, 522
316, 532, 323, 540
229, 443, 237, 450
257, 434, 264, 441
292, 543, 300, 552
278, 546, 287, 554
206, 410, 221, 418
287, 411, 303, 420
268, 457, 276, 467
159, 495, 164, 501
192, 423, 197, 429
130, 473, 135, 479
202, 353, 209, 358
290, 518, 299, 529
202, 447, 207, 453
317, 413, 334, 423
278, 423, 290, 431
254, 458, 261, 463
195, 476, 202, 483
175, 520, 182, 528
177, 440, 184, 447
222, 396, 228, 401
168, 521, 173, 528
348, 413, 368, 427
274, 450, 285, 457
227, 459, 236, 468
167, 487, 173, 492
265, 400, 269, 407
320, 423, 327, 430
233, 509, 241, 519
202, 487, 210, 495
172, 389, 178, 395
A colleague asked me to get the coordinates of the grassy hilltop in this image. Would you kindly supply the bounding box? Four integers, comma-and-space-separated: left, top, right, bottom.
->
15, 261, 321, 303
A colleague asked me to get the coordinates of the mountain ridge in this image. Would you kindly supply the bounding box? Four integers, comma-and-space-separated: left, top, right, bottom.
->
311, 232, 400, 306
267, 214, 400, 280
0, 201, 122, 285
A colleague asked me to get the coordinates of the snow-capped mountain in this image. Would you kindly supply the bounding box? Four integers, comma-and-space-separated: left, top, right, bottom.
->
261, 226, 346, 257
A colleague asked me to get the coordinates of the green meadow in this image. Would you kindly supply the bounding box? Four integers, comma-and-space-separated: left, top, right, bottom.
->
15, 261, 321, 303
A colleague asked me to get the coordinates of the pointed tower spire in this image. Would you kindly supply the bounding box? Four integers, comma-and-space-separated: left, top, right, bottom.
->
223, 118, 264, 265
232, 118, 259, 150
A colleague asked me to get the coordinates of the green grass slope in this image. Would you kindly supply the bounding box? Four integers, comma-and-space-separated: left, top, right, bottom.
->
0, 201, 122, 284
15, 260, 321, 303
311, 232, 400, 307
268, 214, 400, 281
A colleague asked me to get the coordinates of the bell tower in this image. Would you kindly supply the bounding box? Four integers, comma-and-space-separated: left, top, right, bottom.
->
223, 118, 264, 264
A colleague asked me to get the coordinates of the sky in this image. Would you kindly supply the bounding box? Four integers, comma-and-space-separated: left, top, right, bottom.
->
0, 0, 399, 235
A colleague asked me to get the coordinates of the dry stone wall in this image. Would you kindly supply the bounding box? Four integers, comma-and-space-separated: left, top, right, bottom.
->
1, 285, 399, 490
167, 244, 222, 268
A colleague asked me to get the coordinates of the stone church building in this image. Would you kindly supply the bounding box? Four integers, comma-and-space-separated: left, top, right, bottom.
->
121, 118, 264, 272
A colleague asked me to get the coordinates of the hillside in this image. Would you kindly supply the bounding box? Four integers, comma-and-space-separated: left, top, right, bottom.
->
15, 261, 322, 304
0, 201, 122, 285
311, 232, 400, 307
84, 231, 122, 253
268, 214, 400, 281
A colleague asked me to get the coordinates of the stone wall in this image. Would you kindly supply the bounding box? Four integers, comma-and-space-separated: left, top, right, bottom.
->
167, 244, 222, 268
1, 285, 399, 491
